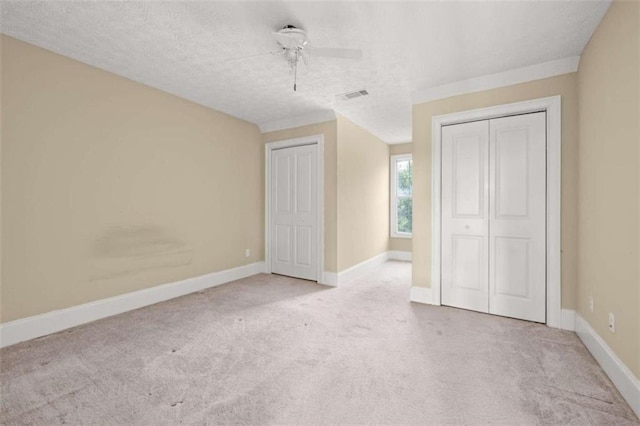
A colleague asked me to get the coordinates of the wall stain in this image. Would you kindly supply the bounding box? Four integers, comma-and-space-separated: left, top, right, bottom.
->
88, 225, 193, 281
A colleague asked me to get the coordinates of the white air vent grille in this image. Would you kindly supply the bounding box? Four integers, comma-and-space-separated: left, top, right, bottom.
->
337, 89, 369, 101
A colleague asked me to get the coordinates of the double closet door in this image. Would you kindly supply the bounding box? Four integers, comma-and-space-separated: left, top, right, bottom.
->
441, 112, 546, 323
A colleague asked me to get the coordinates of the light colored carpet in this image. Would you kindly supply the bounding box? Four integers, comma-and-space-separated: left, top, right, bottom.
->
1, 261, 637, 425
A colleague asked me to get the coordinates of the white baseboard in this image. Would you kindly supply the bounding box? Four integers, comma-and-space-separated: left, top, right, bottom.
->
320, 272, 338, 287
335, 251, 412, 285
337, 252, 390, 285
388, 250, 412, 261
561, 309, 576, 331
410, 286, 433, 304
409, 295, 577, 329
575, 313, 640, 419
0, 261, 265, 348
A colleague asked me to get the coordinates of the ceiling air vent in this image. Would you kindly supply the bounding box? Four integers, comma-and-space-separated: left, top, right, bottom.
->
337, 89, 369, 101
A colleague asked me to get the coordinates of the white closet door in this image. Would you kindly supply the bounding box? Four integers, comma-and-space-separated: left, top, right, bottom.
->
441, 120, 490, 313
489, 112, 546, 322
271, 144, 318, 281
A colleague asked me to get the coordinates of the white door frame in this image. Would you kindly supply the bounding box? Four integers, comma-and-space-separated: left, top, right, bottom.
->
265, 134, 324, 283
431, 95, 563, 328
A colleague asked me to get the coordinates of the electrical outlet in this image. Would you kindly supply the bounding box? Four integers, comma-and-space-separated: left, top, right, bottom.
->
245, 249, 250, 258
608, 313, 615, 333
589, 296, 594, 313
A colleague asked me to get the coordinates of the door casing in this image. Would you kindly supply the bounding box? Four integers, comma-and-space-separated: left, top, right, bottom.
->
265, 134, 325, 283
431, 96, 563, 328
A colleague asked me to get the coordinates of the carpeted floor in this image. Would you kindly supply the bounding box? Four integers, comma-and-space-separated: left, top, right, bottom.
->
1, 261, 638, 425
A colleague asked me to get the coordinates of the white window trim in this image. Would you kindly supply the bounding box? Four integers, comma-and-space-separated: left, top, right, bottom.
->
390, 153, 413, 238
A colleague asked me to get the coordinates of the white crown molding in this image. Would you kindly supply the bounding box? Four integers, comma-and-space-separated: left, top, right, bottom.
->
259, 110, 336, 133
411, 56, 580, 105
575, 313, 640, 419
0, 261, 265, 348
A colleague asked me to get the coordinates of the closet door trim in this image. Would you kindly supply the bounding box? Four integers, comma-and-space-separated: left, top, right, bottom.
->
429, 96, 563, 329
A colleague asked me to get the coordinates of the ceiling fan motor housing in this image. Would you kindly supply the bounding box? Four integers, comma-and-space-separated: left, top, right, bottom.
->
275, 25, 307, 51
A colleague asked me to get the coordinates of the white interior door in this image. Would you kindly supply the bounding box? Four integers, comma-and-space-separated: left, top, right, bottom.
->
441, 120, 490, 313
441, 112, 546, 323
271, 144, 318, 281
488, 112, 546, 322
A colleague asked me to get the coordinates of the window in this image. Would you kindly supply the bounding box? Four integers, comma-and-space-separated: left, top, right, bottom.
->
390, 154, 412, 238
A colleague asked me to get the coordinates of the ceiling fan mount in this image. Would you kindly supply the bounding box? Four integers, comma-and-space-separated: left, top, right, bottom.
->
274, 25, 308, 51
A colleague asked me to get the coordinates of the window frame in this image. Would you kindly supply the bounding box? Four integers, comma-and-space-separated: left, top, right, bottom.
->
390, 153, 413, 238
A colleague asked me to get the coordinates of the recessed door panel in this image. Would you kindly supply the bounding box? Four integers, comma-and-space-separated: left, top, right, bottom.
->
453, 135, 485, 218
495, 129, 529, 218
276, 156, 291, 213
295, 226, 312, 267
494, 237, 530, 298
452, 236, 484, 291
275, 225, 291, 263
295, 151, 312, 214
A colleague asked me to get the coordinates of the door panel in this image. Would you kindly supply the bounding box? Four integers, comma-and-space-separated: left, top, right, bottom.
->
494, 236, 530, 298
295, 225, 312, 266
275, 225, 291, 263
271, 144, 318, 281
295, 151, 312, 213
275, 156, 291, 213
495, 130, 529, 218
441, 120, 489, 313
453, 136, 485, 217
489, 112, 546, 322
452, 235, 485, 291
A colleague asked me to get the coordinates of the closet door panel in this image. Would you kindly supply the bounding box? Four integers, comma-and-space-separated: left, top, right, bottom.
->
441, 120, 490, 313
488, 112, 546, 322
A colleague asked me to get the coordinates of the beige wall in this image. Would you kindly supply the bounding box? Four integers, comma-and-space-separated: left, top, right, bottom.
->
336, 116, 390, 271
262, 121, 338, 273
1, 36, 264, 322
412, 73, 579, 312
577, 0, 639, 377
389, 143, 412, 156
389, 143, 413, 253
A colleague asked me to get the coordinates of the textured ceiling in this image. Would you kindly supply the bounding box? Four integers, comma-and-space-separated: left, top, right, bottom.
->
0, 1, 610, 143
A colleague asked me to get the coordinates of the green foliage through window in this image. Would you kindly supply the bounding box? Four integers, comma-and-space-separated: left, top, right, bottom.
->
397, 198, 412, 233
394, 158, 412, 234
